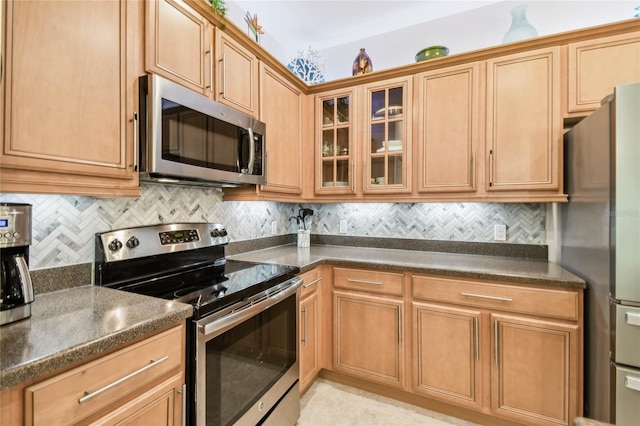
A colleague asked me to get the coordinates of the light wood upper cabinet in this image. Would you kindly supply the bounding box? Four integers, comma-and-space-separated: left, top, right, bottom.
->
0, 0, 141, 196
362, 77, 413, 195
491, 314, 580, 426
258, 63, 303, 195
145, 0, 212, 95
567, 31, 640, 115
215, 29, 258, 117
486, 47, 562, 193
412, 302, 483, 411
415, 63, 482, 193
315, 88, 356, 195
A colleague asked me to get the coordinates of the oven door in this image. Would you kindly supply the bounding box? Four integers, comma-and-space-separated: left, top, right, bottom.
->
195, 278, 302, 426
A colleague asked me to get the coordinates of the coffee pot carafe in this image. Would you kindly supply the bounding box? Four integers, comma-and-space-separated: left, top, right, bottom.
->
0, 203, 34, 326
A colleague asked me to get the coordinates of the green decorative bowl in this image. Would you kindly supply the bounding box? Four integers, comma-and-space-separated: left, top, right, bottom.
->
415, 46, 449, 62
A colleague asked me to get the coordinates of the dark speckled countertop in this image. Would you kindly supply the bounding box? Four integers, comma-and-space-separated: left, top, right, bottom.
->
228, 244, 586, 289
0, 285, 192, 390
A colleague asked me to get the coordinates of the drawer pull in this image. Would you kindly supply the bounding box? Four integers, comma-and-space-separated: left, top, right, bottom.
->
303, 277, 322, 288
625, 312, 640, 327
78, 355, 169, 404
626, 376, 640, 392
347, 278, 383, 286
461, 292, 513, 302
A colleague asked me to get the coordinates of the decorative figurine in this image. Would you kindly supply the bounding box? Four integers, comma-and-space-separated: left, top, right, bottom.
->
244, 12, 264, 43
352, 48, 373, 76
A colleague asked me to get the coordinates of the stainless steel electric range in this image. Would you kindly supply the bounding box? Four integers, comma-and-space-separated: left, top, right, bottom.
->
94, 223, 302, 426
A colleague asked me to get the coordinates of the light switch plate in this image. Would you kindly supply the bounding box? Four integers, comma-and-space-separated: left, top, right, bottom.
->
339, 220, 348, 234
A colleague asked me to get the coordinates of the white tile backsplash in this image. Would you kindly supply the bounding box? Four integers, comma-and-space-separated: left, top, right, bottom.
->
1, 185, 544, 270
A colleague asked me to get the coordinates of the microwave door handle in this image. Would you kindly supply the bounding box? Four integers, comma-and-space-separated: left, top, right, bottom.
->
246, 127, 255, 174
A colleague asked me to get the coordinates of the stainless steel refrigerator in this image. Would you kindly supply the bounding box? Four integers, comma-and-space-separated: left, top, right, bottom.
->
560, 82, 640, 425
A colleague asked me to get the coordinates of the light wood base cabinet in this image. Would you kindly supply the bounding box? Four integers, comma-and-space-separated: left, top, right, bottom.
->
298, 268, 325, 393
334, 291, 404, 388
1, 0, 142, 196
412, 302, 483, 411
21, 325, 186, 426
412, 274, 582, 426
491, 314, 579, 426
332, 267, 405, 388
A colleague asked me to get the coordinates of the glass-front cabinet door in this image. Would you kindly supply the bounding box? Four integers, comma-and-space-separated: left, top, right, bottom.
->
364, 77, 412, 193
316, 89, 354, 194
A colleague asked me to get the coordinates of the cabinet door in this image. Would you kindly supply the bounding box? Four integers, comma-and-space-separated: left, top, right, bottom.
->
1, 0, 141, 196
334, 291, 404, 387
216, 29, 258, 117
412, 302, 482, 411
363, 77, 412, 194
259, 64, 303, 195
316, 89, 355, 195
491, 314, 580, 425
568, 32, 640, 114
415, 63, 481, 193
300, 293, 320, 392
90, 374, 184, 426
145, 0, 212, 94
486, 47, 561, 192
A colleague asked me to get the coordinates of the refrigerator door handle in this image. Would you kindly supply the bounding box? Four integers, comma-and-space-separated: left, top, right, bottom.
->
625, 312, 640, 327
625, 375, 640, 392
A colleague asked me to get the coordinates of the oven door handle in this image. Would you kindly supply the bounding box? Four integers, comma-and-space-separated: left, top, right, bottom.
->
198, 278, 302, 337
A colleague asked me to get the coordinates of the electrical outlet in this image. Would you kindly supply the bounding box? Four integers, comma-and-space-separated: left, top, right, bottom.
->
494, 224, 506, 241
339, 220, 348, 234
271, 221, 278, 235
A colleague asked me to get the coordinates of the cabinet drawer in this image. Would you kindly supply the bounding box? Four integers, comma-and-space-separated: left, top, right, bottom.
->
412, 275, 579, 320
334, 267, 403, 296
298, 268, 322, 299
25, 325, 183, 426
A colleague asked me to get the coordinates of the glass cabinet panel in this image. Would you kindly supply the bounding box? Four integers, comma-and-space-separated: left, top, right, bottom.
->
317, 92, 352, 191
367, 81, 409, 190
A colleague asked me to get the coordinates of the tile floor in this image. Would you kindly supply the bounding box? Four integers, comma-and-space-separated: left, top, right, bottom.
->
298, 378, 480, 426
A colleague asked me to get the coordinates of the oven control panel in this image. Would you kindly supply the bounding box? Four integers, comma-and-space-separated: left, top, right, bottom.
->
159, 229, 200, 245
96, 223, 229, 263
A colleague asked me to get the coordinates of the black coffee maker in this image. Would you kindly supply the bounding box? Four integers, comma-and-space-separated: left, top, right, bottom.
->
0, 203, 34, 326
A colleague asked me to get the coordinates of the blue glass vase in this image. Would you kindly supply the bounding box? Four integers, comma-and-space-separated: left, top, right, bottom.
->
503, 5, 538, 43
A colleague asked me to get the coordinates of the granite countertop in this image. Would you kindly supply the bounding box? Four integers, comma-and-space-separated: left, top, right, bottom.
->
228, 244, 586, 289
0, 285, 193, 391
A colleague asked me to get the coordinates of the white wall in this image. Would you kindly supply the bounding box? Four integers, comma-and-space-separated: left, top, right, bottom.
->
313, 1, 637, 81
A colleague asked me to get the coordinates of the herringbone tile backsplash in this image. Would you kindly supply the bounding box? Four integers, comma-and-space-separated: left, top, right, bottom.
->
1, 184, 544, 270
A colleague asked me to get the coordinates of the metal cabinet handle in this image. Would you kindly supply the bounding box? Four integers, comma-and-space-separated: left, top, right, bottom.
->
461, 292, 512, 302
219, 53, 226, 97
347, 278, 383, 286
494, 321, 499, 365
178, 383, 186, 426
78, 356, 169, 403
206, 45, 213, 94
489, 149, 494, 187
474, 317, 479, 362
132, 112, 138, 172
303, 277, 322, 288
351, 163, 355, 193
302, 306, 308, 346
397, 306, 402, 345
471, 151, 476, 189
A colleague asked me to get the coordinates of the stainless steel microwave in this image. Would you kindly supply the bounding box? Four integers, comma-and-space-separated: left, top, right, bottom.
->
138, 74, 265, 187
